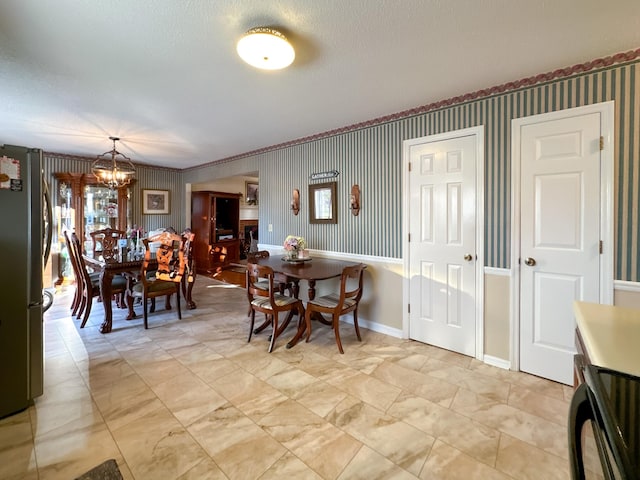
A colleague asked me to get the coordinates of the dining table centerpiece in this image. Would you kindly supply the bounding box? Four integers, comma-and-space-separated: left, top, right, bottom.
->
283, 235, 306, 260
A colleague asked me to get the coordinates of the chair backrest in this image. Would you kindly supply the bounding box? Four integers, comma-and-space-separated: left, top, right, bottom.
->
338, 263, 365, 307
246, 262, 275, 299
143, 231, 185, 283
63, 230, 83, 285
70, 232, 93, 287
90, 228, 126, 262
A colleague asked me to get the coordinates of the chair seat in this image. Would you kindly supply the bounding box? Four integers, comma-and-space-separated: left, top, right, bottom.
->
251, 293, 298, 310
130, 279, 177, 296
90, 274, 127, 290
308, 293, 357, 310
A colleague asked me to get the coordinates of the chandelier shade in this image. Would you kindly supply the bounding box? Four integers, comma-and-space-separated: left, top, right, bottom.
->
91, 136, 135, 190
236, 27, 295, 70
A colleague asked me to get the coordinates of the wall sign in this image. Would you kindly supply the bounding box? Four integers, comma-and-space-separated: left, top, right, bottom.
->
310, 170, 339, 181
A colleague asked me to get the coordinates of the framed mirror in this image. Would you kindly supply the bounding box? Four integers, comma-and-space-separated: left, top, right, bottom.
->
309, 182, 337, 224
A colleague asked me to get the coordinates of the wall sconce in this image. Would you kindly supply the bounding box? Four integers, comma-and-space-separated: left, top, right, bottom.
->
291, 188, 300, 215
350, 184, 360, 216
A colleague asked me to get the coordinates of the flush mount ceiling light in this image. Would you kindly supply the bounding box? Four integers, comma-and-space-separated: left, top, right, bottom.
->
237, 27, 295, 70
91, 136, 135, 190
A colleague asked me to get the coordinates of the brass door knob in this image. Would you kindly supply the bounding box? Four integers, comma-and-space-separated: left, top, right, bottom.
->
524, 257, 536, 266
464, 254, 473, 262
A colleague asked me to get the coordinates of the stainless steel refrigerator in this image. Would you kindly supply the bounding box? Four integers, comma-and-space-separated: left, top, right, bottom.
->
0, 145, 52, 418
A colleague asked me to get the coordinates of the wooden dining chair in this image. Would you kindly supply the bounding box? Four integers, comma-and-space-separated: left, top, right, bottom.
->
126, 231, 184, 328
90, 227, 126, 262
181, 228, 197, 309
70, 232, 127, 328
246, 262, 305, 353
304, 263, 365, 353
63, 230, 84, 317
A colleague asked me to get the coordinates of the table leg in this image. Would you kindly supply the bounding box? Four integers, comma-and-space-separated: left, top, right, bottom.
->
182, 274, 197, 309
286, 280, 318, 349
99, 269, 114, 333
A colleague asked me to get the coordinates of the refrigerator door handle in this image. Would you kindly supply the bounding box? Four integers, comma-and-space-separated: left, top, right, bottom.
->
43, 178, 52, 268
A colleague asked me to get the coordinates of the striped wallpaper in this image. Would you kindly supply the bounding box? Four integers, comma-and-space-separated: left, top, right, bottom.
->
183, 56, 640, 282
42, 53, 640, 281
43, 154, 184, 235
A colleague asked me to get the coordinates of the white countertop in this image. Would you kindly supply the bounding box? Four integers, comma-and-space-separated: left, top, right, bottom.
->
574, 301, 640, 377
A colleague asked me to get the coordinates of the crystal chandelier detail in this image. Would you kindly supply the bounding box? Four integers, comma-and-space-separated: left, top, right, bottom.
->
91, 136, 135, 190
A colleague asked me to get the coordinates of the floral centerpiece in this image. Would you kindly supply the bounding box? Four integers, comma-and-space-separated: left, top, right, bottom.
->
128, 225, 146, 250
283, 235, 306, 260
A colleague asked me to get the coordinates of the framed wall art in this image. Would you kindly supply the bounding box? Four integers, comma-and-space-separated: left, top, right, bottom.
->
142, 189, 170, 214
245, 181, 258, 205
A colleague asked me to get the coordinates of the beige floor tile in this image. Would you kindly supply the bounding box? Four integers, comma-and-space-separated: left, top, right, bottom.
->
508, 384, 570, 427
327, 371, 402, 411
329, 395, 434, 475
91, 373, 164, 431
373, 360, 459, 407
388, 392, 501, 466
176, 457, 229, 479
495, 434, 571, 480
187, 404, 286, 479
0, 410, 37, 479
33, 412, 121, 480
338, 445, 420, 479
1, 277, 576, 480
151, 371, 229, 426
113, 406, 208, 480
451, 390, 569, 460
420, 440, 512, 480
258, 399, 362, 479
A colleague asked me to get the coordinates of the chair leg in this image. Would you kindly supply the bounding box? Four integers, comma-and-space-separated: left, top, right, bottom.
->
143, 295, 149, 329
126, 292, 136, 319
248, 309, 256, 342
333, 314, 344, 354
353, 308, 362, 341
80, 296, 92, 328
268, 313, 279, 353
305, 308, 313, 343
70, 283, 81, 315
176, 289, 182, 320
77, 293, 87, 320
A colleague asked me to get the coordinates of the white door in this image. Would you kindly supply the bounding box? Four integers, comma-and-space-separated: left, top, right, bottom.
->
407, 132, 478, 357
518, 112, 602, 385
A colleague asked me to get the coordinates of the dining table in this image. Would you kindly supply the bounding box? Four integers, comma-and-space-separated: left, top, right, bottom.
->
232, 255, 361, 348
83, 254, 197, 333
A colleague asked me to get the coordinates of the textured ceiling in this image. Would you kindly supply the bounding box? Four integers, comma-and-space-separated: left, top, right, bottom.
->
1, 0, 640, 169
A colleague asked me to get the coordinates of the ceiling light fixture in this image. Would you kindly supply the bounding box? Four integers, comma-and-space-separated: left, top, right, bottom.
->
237, 27, 295, 70
91, 136, 135, 190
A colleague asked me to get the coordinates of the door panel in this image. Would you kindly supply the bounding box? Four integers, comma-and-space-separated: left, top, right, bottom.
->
409, 134, 477, 356
519, 112, 601, 385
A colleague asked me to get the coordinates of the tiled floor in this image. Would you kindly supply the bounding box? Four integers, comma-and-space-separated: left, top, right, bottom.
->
1, 276, 578, 479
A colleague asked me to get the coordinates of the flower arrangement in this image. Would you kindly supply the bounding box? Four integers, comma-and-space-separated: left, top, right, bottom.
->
128, 225, 146, 245
283, 235, 306, 252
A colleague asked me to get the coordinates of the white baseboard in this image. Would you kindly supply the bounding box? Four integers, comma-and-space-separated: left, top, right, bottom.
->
340, 316, 403, 338
483, 355, 510, 370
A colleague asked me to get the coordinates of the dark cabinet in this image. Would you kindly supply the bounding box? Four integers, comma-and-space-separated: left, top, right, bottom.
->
191, 191, 241, 274
53, 172, 132, 285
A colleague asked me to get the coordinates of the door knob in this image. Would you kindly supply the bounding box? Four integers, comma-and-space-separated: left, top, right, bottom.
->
524, 257, 536, 266
464, 254, 473, 262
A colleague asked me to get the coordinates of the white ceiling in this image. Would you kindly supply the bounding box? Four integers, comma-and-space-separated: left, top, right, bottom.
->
1, 0, 640, 170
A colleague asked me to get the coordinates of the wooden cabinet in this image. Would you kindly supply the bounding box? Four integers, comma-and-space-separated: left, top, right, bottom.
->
53, 172, 132, 284
191, 191, 241, 274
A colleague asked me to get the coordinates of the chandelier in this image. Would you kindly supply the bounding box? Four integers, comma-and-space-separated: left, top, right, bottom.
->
236, 27, 295, 70
91, 136, 135, 190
